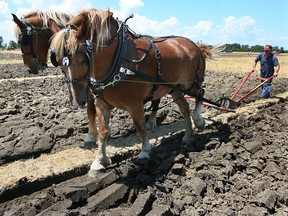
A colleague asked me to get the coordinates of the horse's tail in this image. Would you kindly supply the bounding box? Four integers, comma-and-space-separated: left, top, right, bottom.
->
197, 43, 226, 60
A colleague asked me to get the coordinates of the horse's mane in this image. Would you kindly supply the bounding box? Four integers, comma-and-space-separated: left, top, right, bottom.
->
51, 9, 113, 60
24, 9, 73, 28
14, 9, 73, 39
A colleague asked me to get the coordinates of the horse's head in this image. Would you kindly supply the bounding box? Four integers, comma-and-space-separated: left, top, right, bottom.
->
12, 10, 72, 74
50, 9, 118, 108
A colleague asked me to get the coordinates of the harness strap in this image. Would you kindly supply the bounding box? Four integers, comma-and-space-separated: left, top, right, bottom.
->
129, 71, 219, 107
89, 21, 124, 89
144, 39, 162, 103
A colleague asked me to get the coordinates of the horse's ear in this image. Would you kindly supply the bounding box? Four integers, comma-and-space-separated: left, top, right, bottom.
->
76, 20, 88, 40
12, 13, 25, 29
48, 18, 60, 35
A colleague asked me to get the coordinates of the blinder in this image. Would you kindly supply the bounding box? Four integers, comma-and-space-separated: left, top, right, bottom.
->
18, 19, 48, 70
19, 32, 32, 46
51, 38, 93, 83
18, 22, 35, 46
50, 49, 59, 67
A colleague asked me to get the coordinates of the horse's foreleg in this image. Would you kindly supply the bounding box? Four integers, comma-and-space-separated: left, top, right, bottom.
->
130, 106, 152, 159
171, 91, 193, 143
89, 100, 111, 177
146, 99, 160, 131
192, 99, 205, 130
84, 92, 97, 144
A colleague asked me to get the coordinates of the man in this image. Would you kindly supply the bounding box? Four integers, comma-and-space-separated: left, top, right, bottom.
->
253, 45, 280, 98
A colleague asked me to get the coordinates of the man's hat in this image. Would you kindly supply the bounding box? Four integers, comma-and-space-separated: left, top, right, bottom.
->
264, 45, 272, 50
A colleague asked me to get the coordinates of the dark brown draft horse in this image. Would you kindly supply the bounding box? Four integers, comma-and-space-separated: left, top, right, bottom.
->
50, 9, 215, 177
13, 10, 99, 146
12, 10, 72, 74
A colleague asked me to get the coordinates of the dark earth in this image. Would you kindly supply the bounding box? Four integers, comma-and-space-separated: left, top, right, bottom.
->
0, 51, 287, 215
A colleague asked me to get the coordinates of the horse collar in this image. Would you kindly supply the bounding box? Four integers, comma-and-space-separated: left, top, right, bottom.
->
88, 21, 127, 93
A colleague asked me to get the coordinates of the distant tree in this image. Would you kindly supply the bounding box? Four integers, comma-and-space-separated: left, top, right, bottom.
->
218, 43, 287, 53
196, 40, 204, 45
250, 45, 263, 53
272, 46, 279, 52
224, 43, 242, 52
8, 40, 18, 49
0, 36, 3, 48
241, 45, 250, 52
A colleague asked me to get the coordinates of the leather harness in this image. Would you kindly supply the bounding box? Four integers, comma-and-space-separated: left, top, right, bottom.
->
60, 16, 208, 104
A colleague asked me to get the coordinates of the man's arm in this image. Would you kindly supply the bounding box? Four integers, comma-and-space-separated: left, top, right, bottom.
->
252, 60, 257, 71
273, 55, 280, 77
274, 65, 280, 77
253, 53, 261, 71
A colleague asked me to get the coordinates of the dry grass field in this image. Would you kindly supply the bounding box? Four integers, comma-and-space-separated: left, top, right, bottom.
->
0, 50, 22, 64
207, 52, 288, 78
0, 50, 287, 78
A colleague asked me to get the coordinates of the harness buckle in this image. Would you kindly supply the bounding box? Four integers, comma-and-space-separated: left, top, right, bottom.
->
119, 66, 135, 75
26, 26, 32, 35
114, 74, 121, 82
86, 40, 94, 52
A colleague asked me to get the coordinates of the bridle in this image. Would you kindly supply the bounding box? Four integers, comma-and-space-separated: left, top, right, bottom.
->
53, 15, 218, 106
57, 15, 163, 96
61, 40, 94, 84
57, 19, 126, 89
18, 19, 49, 70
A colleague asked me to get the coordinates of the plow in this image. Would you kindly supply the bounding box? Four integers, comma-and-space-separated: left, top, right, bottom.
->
177, 70, 275, 112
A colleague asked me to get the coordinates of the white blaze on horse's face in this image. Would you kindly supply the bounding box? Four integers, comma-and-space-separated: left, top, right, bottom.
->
61, 53, 90, 108
67, 66, 79, 108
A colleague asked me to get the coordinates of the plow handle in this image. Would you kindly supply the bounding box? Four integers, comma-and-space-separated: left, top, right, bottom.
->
236, 75, 274, 102
230, 70, 254, 100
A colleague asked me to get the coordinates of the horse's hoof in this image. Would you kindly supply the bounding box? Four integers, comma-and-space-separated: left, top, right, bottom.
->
84, 134, 96, 143
89, 159, 108, 177
194, 118, 205, 130
182, 136, 195, 144
88, 168, 104, 177
138, 151, 150, 159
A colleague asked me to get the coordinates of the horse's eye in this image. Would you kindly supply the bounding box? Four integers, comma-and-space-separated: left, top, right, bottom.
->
81, 59, 88, 66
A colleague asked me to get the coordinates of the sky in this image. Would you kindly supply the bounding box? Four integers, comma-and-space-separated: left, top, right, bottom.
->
0, 0, 287, 49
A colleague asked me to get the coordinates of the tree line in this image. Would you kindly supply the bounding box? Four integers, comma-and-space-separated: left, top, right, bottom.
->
1, 36, 287, 53
224, 43, 287, 53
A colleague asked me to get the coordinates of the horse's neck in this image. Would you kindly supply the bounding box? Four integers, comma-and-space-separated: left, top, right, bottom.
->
92, 18, 120, 79
93, 40, 119, 79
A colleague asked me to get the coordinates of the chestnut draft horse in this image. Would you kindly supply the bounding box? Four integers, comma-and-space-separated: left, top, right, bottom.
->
12, 10, 72, 74
50, 9, 214, 177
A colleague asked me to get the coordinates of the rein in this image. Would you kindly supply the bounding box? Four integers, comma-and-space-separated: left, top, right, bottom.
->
62, 15, 221, 107
61, 19, 125, 84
